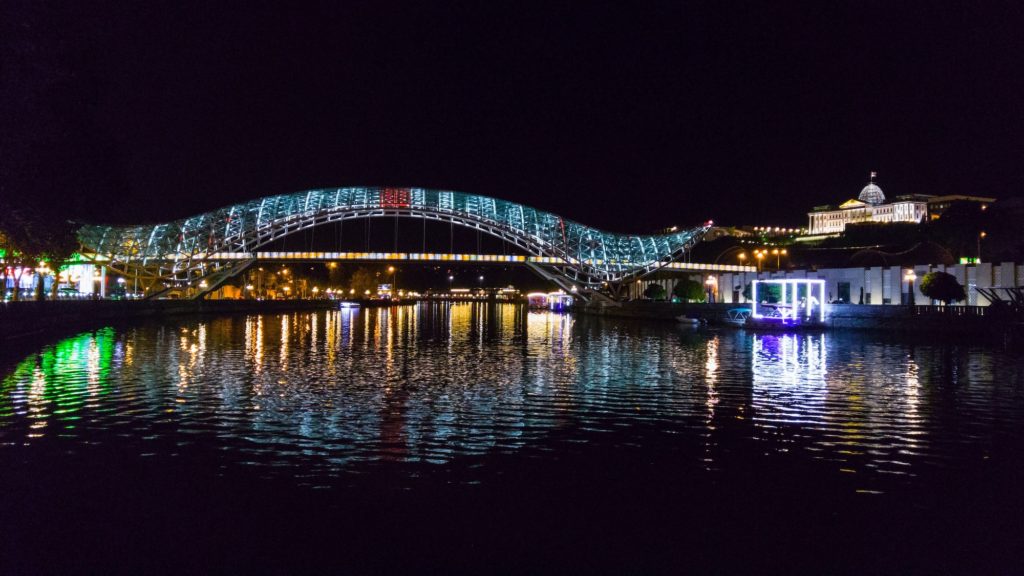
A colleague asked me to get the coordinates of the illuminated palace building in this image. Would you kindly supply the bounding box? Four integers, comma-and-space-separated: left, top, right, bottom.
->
806, 173, 994, 236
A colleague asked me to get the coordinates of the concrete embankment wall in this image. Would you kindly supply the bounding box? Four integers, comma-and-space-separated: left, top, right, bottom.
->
578, 301, 1003, 335
630, 262, 1024, 307
0, 299, 338, 342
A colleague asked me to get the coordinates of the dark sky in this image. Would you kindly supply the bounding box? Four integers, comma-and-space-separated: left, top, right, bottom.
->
3, 1, 1023, 232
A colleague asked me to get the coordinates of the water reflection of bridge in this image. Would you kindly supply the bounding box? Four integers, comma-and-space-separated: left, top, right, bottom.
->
2, 307, 1017, 484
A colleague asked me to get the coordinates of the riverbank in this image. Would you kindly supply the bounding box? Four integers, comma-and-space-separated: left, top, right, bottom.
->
578, 300, 1023, 339
0, 299, 339, 344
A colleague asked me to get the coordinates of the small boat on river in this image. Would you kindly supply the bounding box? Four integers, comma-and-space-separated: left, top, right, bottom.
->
723, 307, 752, 327
675, 315, 702, 327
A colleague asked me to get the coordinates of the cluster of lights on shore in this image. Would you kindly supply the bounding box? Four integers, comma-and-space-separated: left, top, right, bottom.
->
238, 263, 500, 300
737, 248, 788, 271
751, 226, 804, 235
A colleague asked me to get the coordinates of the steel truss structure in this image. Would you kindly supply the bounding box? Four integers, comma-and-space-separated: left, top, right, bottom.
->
77, 187, 710, 290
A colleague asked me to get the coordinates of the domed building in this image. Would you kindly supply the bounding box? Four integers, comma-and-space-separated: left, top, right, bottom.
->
857, 175, 886, 205
807, 172, 930, 235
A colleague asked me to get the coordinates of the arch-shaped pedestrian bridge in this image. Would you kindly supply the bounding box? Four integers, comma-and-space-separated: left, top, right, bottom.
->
77, 186, 711, 294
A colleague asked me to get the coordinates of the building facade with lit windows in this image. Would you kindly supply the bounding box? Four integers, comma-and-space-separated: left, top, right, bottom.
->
807, 173, 930, 235
926, 195, 996, 220
806, 173, 996, 235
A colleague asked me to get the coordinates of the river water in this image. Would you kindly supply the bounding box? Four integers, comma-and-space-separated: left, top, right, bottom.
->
2, 304, 1022, 574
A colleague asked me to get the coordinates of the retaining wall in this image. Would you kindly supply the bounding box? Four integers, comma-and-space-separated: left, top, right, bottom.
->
0, 299, 338, 342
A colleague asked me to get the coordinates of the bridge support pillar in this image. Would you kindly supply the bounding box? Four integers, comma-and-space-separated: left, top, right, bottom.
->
524, 262, 590, 303
191, 259, 257, 300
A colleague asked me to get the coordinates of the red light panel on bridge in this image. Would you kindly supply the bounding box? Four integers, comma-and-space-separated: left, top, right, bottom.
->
381, 188, 411, 208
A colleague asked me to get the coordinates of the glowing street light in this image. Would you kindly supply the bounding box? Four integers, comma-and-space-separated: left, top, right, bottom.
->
753, 249, 766, 272
771, 248, 788, 269
904, 270, 917, 306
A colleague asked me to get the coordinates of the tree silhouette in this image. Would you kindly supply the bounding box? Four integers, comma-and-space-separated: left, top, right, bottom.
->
672, 278, 705, 303
643, 283, 667, 301
919, 271, 966, 304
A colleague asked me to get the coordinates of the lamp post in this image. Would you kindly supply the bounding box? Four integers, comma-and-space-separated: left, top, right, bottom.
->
771, 248, 788, 269
904, 270, 917, 306
738, 252, 747, 267
705, 276, 716, 303
713, 246, 745, 265
388, 265, 397, 300
977, 231, 986, 262
753, 249, 765, 272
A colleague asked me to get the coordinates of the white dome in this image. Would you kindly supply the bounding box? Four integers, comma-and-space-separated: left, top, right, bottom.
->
858, 173, 885, 205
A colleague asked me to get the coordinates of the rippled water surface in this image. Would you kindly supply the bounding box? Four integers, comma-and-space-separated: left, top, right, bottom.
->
2, 304, 1023, 573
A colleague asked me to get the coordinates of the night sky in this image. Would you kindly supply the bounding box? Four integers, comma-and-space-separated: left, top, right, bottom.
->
3, 1, 1023, 232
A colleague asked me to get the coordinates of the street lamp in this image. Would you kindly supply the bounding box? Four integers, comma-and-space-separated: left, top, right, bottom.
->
904, 270, 917, 306
753, 249, 765, 272
713, 246, 745, 265
387, 266, 397, 300
771, 248, 788, 269
977, 231, 987, 261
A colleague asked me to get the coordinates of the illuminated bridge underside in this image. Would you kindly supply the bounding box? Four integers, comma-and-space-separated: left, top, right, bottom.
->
151, 251, 751, 273
78, 187, 710, 287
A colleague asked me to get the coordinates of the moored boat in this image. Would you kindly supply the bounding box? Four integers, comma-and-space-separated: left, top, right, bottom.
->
723, 307, 752, 327
675, 315, 702, 327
